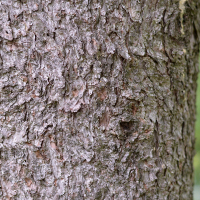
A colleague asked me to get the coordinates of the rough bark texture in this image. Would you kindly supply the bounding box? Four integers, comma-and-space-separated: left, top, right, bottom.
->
0, 0, 199, 199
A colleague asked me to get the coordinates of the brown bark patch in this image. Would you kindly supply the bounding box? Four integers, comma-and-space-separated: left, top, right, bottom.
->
99, 111, 110, 128
35, 150, 44, 159
97, 88, 107, 101
25, 178, 32, 187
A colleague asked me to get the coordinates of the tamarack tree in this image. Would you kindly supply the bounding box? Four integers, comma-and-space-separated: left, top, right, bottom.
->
0, 0, 200, 199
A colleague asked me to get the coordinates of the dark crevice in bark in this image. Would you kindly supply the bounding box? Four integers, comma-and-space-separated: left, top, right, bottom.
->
154, 120, 159, 156
120, 120, 139, 139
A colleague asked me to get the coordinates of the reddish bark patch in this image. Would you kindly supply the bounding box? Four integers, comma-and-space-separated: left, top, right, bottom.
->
72, 90, 79, 97
132, 103, 138, 115
50, 142, 57, 150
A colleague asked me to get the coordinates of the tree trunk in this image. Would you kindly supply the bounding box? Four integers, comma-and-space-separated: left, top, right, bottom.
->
0, 0, 199, 199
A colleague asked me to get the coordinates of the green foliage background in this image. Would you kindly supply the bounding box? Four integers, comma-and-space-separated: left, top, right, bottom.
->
194, 58, 200, 186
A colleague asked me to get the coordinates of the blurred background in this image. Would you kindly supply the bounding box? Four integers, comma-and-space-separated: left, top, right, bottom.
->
194, 57, 200, 200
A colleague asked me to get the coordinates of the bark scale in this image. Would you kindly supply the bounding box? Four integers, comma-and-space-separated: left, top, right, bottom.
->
0, 0, 199, 199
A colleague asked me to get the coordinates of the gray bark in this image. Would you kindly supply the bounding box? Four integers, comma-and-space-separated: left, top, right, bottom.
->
0, 0, 199, 199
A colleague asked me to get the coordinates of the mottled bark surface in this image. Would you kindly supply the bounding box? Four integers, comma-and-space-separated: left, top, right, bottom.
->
0, 0, 199, 199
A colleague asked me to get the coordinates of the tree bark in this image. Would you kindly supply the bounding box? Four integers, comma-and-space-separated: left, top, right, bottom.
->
0, 0, 199, 199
